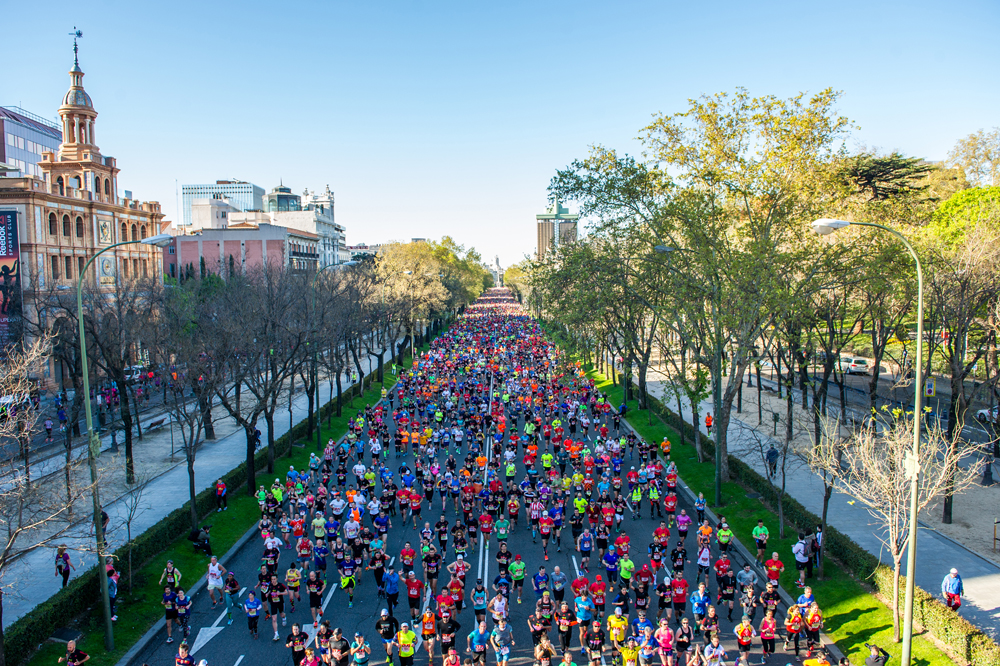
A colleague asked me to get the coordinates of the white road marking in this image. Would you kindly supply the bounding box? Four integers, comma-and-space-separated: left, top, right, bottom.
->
233, 656, 245, 666
572, 555, 580, 577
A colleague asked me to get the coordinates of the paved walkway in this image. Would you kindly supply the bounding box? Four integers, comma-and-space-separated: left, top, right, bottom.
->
1, 353, 390, 628
640, 368, 1000, 640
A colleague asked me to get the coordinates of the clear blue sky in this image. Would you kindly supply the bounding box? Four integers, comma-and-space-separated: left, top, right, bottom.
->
3, 0, 998, 266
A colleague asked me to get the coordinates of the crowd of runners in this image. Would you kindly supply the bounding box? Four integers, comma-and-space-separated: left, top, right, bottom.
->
162, 288, 837, 666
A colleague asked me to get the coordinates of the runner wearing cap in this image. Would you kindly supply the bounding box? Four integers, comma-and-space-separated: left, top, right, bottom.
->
376, 609, 400, 663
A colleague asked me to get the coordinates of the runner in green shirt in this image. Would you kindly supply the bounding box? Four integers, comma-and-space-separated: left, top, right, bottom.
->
495, 518, 511, 543
541, 452, 554, 470
619, 556, 635, 588
510, 557, 527, 605
752, 519, 769, 563
717, 523, 734, 554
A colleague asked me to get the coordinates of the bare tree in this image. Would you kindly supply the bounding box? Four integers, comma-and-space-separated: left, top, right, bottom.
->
810, 415, 983, 642
0, 338, 89, 666
119, 464, 152, 592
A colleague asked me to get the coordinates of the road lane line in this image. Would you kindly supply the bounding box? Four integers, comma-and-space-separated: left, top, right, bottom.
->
234, 656, 245, 666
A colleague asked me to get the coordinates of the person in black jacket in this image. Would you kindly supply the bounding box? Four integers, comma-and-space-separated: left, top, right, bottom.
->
865, 643, 890, 666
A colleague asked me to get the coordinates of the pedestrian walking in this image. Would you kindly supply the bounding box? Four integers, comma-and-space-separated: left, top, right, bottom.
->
942, 568, 964, 610
55, 545, 74, 588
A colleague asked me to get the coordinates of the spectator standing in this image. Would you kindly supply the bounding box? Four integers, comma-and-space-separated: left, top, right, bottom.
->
215, 479, 228, 512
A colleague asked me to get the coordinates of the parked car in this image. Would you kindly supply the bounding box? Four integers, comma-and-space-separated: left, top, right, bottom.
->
976, 406, 999, 425
838, 357, 870, 375
124, 366, 146, 384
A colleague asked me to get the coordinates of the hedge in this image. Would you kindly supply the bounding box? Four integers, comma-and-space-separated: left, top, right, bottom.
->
644, 392, 1000, 666
2, 365, 382, 666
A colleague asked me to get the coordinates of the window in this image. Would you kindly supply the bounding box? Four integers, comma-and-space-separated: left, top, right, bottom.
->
6, 134, 13, 146
121, 222, 127, 241
57, 176, 65, 196
104, 179, 110, 196
65, 256, 73, 280
140, 225, 147, 240
131, 224, 137, 242
48, 213, 57, 236
62, 215, 71, 236
78, 256, 85, 279
142, 259, 148, 277
51, 256, 60, 280
168, 246, 175, 255
122, 259, 128, 278
169, 263, 176, 278
75, 216, 84, 238
132, 259, 139, 277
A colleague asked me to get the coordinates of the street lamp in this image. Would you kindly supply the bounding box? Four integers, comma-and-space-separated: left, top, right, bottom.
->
812, 217, 924, 666
654, 244, 724, 507
312, 260, 358, 449
76, 232, 173, 650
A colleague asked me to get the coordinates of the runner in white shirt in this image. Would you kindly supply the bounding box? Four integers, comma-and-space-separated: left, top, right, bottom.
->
206, 556, 227, 608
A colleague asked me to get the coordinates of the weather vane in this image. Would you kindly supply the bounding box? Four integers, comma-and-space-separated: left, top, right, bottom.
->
69, 27, 83, 65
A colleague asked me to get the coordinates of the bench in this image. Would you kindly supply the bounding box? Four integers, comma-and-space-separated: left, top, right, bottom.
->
146, 418, 167, 430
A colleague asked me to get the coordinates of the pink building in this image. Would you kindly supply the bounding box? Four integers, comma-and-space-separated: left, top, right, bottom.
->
163, 222, 318, 279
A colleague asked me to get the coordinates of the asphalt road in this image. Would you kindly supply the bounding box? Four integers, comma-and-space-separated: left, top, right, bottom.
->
129, 395, 797, 666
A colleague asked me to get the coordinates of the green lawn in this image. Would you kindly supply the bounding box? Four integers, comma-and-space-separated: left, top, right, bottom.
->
591, 367, 960, 666
24, 361, 409, 666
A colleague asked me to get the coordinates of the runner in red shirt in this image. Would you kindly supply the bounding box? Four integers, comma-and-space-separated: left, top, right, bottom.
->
589, 576, 607, 618
404, 571, 425, 621
669, 571, 689, 622
764, 553, 784, 584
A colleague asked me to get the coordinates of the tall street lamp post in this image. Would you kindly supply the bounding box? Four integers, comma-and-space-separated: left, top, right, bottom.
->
77, 233, 173, 649
312, 261, 357, 450
654, 244, 724, 507
812, 218, 924, 666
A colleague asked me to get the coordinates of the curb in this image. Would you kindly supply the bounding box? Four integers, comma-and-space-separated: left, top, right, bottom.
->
619, 417, 848, 663
113, 524, 260, 666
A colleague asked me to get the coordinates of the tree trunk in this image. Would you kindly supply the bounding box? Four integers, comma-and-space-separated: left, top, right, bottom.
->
0, 588, 6, 666
187, 447, 198, 530
265, 411, 276, 469
820, 483, 832, 579
199, 391, 215, 440
117, 380, 136, 484
303, 372, 314, 437
245, 423, 257, 495
692, 402, 703, 463
892, 560, 902, 642
336, 371, 343, 417
132, 388, 143, 440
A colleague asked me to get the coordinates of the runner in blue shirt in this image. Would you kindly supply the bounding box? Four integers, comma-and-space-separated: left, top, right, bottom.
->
243, 591, 263, 639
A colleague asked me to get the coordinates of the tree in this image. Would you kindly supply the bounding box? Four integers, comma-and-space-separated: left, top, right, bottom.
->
119, 464, 152, 592
810, 415, 981, 642
922, 222, 1000, 523
947, 128, 1000, 187
0, 338, 88, 666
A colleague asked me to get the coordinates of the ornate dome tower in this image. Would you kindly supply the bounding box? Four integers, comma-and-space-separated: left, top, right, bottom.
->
57, 35, 100, 162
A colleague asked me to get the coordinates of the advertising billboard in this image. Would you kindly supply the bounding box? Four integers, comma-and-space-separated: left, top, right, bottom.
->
0, 211, 23, 353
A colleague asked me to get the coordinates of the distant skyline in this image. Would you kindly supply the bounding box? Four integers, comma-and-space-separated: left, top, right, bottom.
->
2, 0, 998, 267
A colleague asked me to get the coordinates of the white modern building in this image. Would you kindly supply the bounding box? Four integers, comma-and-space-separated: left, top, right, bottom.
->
181, 180, 264, 227
270, 185, 348, 265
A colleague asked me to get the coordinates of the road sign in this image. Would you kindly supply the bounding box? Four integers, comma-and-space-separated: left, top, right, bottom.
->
924, 377, 936, 397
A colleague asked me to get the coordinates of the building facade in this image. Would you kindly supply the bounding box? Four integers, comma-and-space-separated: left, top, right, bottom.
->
1, 106, 63, 179
168, 222, 318, 277
0, 49, 166, 385
535, 197, 578, 261
269, 184, 348, 265
181, 180, 264, 227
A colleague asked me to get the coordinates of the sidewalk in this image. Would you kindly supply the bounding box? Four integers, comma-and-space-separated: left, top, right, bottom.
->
640, 368, 1000, 640
0, 354, 387, 628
